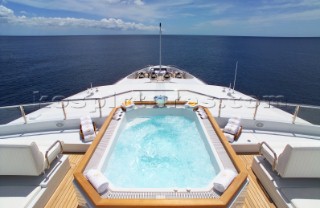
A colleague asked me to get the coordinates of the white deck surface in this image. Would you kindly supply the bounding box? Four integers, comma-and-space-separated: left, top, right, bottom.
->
0, 66, 319, 208
1, 69, 319, 152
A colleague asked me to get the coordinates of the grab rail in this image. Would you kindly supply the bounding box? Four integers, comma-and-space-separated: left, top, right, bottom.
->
45, 140, 63, 169
259, 142, 278, 171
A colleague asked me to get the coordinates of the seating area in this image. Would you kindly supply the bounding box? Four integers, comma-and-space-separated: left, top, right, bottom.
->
252, 141, 320, 208
0, 140, 70, 208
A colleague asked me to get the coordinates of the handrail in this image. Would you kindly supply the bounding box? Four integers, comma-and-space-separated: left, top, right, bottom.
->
259, 142, 278, 171
1, 89, 320, 110
45, 140, 63, 169
1, 89, 320, 126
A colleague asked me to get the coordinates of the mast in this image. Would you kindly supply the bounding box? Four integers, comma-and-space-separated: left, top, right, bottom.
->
159, 22, 162, 70
233, 61, 238, 93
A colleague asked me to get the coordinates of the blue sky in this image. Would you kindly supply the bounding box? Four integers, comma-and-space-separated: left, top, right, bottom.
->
0, 0, 320, 36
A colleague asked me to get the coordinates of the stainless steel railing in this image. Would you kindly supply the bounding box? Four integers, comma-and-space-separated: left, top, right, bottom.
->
0, 89, 319, 125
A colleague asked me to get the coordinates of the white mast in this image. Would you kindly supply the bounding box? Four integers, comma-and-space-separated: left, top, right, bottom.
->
159, 22, 162, 70
233, 61, 238, 93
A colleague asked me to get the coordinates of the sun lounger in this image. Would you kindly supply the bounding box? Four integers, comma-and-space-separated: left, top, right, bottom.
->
0, 140, 63, 176
254, 141, 320, 207
0, 141, 70, 208
259, 142, 320, 178
252, 155, 320, 208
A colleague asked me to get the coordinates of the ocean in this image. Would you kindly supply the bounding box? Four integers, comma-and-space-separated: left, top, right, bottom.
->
0, 35, 319, 107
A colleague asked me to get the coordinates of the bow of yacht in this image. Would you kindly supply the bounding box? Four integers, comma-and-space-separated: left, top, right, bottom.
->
0, 65, 320, 208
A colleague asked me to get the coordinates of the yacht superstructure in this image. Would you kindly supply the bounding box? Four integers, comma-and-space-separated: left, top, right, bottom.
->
0, 65, 320, 208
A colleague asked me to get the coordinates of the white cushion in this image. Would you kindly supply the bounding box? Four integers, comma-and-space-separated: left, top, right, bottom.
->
0, 141, 62, 176
0, 142, 45, 176
276, 144, 320, 178
260, 142, 320, 178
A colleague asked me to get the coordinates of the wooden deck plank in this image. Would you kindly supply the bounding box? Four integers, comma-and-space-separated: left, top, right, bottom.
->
44, 154, 83, 208
238, 154, 276, 208
45, 153, 275, 208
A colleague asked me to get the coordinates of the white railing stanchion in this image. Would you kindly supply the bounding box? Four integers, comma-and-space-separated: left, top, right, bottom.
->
218, 99, 222, 117
292, 105, 300, 124
61, 102, 67, 120
19, 105, 27, 124
253, 100, 260, 120
98, 99, 102, 118
114, 92, 116, 107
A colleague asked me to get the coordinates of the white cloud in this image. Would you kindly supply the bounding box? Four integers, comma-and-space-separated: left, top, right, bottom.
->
0, 5, 157, 31
0, 4, 14, 16
6, 0, 190, 22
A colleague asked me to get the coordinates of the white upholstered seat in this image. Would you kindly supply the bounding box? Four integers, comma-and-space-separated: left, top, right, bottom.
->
0, 141, 63, 176
260, 142, 320, 178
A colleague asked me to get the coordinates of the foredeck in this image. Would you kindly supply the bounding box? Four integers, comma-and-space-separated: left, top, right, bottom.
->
45, 153, 275, 208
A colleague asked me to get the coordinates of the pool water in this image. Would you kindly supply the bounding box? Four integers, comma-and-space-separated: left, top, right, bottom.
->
102, 113, 219, 189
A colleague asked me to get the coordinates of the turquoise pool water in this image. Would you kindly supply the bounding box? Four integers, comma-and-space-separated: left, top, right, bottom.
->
102, 110, 219, 189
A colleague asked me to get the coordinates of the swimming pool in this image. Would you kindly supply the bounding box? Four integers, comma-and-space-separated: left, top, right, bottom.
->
74, 106, 248, 207
99, 108, 223, 191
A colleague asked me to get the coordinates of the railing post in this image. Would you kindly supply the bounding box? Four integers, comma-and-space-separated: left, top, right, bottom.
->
253, 100, 260, 120
61, 102, 67, 120
114, 92, 116, 107
292, 105, 300, 124
98, 99, 102, 118
218, 99, 222, 117
19, 105, 27, 124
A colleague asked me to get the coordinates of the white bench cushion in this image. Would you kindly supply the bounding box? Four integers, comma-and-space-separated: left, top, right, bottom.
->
277, 144, 320, 178
0, 142, 44, 175
260, 142, 320, 178
0, 141, 62, 176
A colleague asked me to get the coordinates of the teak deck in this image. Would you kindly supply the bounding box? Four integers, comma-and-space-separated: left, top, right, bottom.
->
45, 154, 275, 208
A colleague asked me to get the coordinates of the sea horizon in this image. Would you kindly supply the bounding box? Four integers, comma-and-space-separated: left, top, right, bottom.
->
1, 35, 319, 106
1, 34, 320, 38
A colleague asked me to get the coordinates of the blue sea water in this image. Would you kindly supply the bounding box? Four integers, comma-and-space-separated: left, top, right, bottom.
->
0, 35, 319, 106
